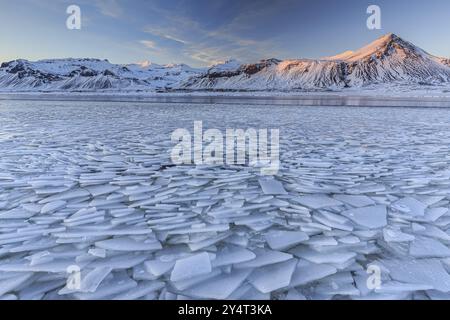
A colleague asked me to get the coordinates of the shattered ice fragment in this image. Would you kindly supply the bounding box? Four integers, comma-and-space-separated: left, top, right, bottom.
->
248, 259, 297, 293
293, 195, 342, 209
170, 252, 212, 282
113, 282, 165, 300
375, 282, 433, 294
392, 197, 427, 216
211, 246, 256, 268
383, 228, 415, 243
290, 260, 337, 287
184, 269, 251, 300
40, 201, 67, 214
86, 185, 120, 197
95, 238, 162, 252
145, 259, 176, 277
80, 267, 113, 293
258, 179, 288, 195
171, 270, 222, 291
234, 248, 293, 268
265, 230, 309, 251
425, 208, 448, 222
88, 248, 107, 258
341, 205, 387, 229
285, 289, 307, 300
409, 237, 450, 258
291, 247, 356, 265
333, 195, 375, 208
381, 259, 450, 293
73, 274, 137, 300
0, 273, 33, 296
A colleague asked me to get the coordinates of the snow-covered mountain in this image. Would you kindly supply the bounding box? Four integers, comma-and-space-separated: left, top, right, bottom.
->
183, 34, 450, 91
2, 34, 450, 93
0, 58, 203, 92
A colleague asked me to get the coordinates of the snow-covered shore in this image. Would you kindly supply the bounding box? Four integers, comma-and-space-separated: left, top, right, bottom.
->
2, 89, 450, 108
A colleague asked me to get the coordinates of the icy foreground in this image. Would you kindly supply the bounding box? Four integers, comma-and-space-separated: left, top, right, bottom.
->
1, 101, 450, 300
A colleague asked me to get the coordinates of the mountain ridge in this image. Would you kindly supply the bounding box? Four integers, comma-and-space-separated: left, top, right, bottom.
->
184, 34, 450, 91
2, 34, 450, 93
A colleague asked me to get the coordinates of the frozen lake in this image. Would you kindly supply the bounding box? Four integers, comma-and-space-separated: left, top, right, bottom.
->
1, 99, 450, 300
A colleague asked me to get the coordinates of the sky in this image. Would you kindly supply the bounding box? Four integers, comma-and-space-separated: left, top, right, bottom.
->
1, 0, 450, 67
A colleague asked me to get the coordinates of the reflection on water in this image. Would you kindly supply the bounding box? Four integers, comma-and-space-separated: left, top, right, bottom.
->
2, 93, 450, 108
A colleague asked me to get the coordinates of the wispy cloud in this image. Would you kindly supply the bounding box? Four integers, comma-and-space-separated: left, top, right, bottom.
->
139, 40, 158, 50
94, 0, 123, 18
140, 4, 281, 66
144, 26, 189, 45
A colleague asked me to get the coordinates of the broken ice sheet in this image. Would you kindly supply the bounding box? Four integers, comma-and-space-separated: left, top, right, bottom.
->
290, 247, 356, 265
341, 205, 387, 229
170, 252, 212, 282
211, 246, 256, 268
409, 237, 450, 258
392, 197, 427, 216
258, 178, 287, 195
383, 228, 415, 243
95, 238, 162, 252
265, 230, 309, 251
184, 269, 252, 300
234, 248, 293, 269
248, 259, 297, 294
3, 102, 450, 300
145, 259, 175, 277
381, 259, 450, 293
333, 195, 375, 208
313, 272, 360, 297
289, 260, 337, 287
293, 195, 343, 209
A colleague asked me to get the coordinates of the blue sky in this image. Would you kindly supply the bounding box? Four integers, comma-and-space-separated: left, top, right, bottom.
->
1, 0, 450, 67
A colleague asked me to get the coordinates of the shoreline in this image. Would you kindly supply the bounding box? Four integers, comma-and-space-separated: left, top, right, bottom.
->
2, 91, 450, 107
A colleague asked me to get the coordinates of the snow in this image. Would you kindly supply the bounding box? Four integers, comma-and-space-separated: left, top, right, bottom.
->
207, 59, 242, 74
326, 33, 427, 62
0, 58, 204, 93
184, 34, 450, 92
2, 34, 450, 94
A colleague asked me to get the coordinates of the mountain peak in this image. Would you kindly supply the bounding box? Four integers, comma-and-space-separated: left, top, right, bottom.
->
326, 33, 426, 62
376, 33, 405, 46
381, 32, 398, 40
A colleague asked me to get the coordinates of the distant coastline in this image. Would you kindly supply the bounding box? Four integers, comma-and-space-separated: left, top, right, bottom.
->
2, 91, 450, 108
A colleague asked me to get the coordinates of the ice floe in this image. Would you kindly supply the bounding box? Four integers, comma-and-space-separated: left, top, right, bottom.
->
1, 101, 450, 300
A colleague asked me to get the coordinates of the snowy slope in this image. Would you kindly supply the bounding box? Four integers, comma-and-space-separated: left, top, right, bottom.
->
183, 34, 450, 91
0, 58, 203, 92
2, 34, 450, 93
